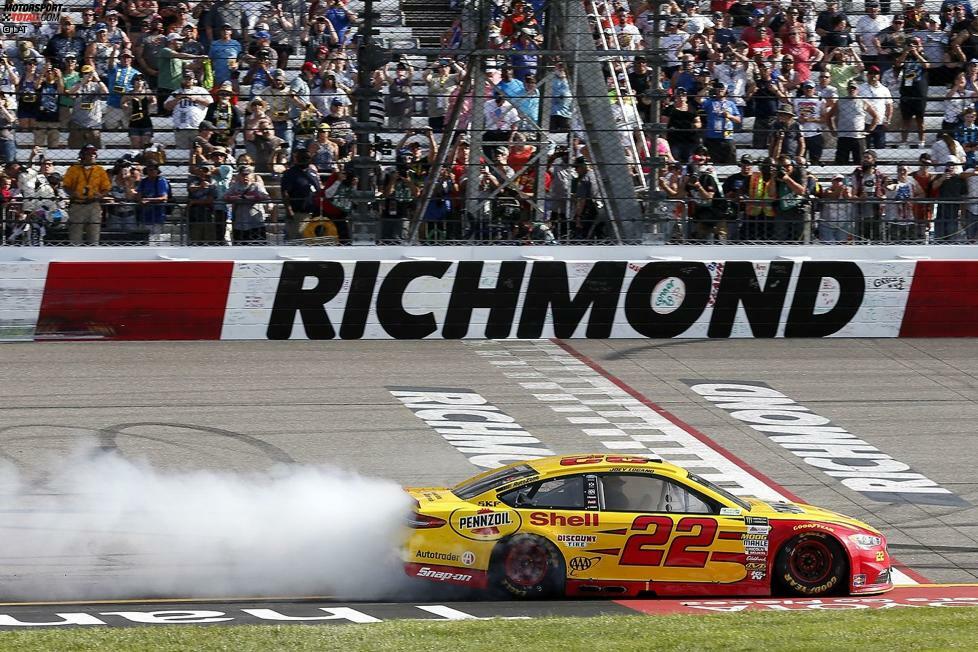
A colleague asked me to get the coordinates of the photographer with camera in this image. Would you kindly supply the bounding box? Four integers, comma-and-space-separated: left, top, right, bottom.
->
771, 155, 809, 241
746, 63, 787, 151
682, 154, 721, 241
851, 150, 888, 240
280, 149, 323, 242
769, 104, 805, 161
932, 160, 968, 241
243, 42, 276, 99
65, 65, 108, 149
894, 37, 930, 148
122, 74, 156, 148
743, 157, 779, 241
721, 156, 754, 242
106, 157, 140, 235
384, 56, 415, 131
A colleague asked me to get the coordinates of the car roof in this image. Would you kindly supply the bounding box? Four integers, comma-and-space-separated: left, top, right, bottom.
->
525, 454, 685, 479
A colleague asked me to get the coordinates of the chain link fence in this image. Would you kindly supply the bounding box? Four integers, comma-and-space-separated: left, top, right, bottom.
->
2, 1, 978, 246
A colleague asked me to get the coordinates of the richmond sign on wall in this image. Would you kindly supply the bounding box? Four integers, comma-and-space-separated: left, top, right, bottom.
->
1, 259, 975, 340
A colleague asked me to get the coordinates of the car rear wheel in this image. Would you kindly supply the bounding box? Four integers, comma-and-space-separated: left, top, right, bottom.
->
775, 533, 849, 596
490, 534, 564, 599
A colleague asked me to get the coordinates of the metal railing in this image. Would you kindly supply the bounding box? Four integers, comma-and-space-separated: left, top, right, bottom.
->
5, 196, 977, 246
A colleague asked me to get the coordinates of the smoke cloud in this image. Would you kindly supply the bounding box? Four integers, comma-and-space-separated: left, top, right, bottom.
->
0, 450, 415, 601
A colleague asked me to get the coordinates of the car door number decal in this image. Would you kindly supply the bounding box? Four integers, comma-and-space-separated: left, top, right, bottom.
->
619, 516, 719, 568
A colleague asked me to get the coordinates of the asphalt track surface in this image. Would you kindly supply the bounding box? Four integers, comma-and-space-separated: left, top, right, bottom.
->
1, 339, 977, 627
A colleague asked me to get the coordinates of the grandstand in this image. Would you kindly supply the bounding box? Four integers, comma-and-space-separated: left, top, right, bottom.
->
1, 0, 977, 246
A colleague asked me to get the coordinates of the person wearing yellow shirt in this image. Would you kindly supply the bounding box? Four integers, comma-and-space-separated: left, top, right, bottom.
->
62, 145, 111, 245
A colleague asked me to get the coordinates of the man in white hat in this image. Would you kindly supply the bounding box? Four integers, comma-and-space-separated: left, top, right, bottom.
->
157, 32, 207, 112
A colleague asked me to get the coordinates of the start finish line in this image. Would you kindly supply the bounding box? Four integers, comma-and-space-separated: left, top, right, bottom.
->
618, 585, 978, 614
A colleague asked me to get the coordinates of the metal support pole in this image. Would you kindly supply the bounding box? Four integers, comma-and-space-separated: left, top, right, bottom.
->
644, 1, 671, 244
350, 0, 383, 244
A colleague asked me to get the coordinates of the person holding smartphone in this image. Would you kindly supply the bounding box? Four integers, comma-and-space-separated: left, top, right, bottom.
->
66, 64, 108, 148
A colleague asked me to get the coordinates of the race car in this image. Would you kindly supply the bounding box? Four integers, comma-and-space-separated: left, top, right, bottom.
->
403, 454, 893, 599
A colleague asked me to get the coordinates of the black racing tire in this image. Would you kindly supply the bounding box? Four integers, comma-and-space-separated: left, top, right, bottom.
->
775, 533, 849, 597
489, 534, 565, 599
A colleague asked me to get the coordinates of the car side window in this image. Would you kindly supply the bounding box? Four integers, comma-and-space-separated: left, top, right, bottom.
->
499, 476, 585, 510
599, 474, 716, 514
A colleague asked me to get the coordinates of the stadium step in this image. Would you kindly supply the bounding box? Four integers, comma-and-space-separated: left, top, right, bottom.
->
400, 0, 455, 49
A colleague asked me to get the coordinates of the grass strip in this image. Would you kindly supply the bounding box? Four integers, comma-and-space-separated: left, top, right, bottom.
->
1, 609, 977, 652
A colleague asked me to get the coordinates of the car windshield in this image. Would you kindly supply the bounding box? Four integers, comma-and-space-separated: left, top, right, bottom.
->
453, 464, 537, 500
688, 472, 752, 512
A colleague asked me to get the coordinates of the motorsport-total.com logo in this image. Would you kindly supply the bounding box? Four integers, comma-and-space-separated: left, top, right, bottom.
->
1, 2, 64, 33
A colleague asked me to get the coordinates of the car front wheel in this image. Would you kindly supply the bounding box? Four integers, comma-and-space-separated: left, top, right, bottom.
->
775, 532, 849, 597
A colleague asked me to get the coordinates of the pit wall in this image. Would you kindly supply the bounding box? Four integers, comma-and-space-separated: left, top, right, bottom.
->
2, 256, 976, 340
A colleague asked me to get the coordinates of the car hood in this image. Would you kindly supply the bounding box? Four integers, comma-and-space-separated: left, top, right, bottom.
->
744, 498, 882, 535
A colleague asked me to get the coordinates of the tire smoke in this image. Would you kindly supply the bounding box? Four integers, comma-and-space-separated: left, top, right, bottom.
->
0, 450, 414, 601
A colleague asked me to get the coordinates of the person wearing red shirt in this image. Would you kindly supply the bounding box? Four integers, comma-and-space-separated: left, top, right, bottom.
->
500, 0, 529, 38
782, 29, 824, 82
749, 27, 775, 59
740, 15, 765, 44
507, 132, 535, 172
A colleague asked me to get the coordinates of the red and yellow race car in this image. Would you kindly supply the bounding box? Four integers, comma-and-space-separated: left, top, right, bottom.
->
403, 454, 893, 599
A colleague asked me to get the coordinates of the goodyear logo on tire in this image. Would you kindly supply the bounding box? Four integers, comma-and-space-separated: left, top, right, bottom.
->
450, 508, 522, 541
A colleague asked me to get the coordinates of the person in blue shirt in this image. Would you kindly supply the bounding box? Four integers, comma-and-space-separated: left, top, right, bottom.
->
701, 82, 741, 164
942, 0, 974, 23
514, 74, 540, 128
496, 64, 525, 99
104, 51, 139, 131
549, 63, 573, 133
955, 107, 978, 166
508, 29, 538, 81
325, 0, 358, 45
137, 163, 171, 237
209, 24, 242, 86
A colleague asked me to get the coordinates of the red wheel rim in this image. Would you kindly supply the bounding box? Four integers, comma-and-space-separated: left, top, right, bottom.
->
503, 541, 549, 587
788, 538, 833, 584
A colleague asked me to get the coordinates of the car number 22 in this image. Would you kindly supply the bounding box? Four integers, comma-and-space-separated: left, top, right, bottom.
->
619, 516, 718, 568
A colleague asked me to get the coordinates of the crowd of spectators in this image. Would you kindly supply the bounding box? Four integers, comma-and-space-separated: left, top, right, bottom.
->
642, 0, 978, 242
2, 0, 978, 245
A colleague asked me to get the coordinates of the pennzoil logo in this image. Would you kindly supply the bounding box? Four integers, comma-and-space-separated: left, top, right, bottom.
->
1, 2, 63, 26
459, 510, 512, 533
450, 508, 521, 541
